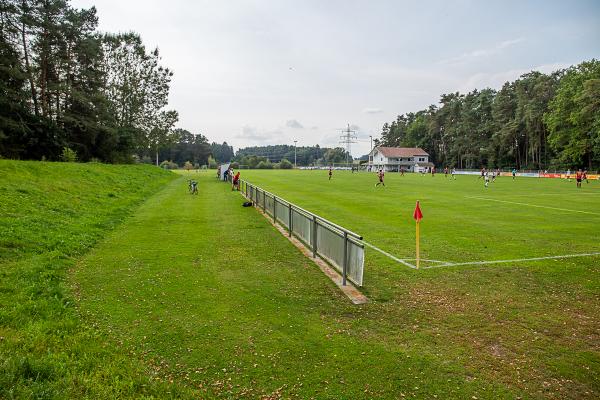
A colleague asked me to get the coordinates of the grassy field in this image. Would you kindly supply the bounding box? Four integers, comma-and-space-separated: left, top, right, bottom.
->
241, 169, 600, 269
70, 169, 598, 399
3, 162, 599, 398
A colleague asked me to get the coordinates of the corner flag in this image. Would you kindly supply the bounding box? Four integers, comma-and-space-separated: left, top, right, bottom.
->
413, 201, 423, 221
413, 201, 423, 269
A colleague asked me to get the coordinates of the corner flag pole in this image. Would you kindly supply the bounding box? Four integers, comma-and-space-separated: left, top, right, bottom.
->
413, 201, 423, 269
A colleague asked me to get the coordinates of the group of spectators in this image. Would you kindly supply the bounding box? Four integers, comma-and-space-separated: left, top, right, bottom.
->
217, 165, 241, 191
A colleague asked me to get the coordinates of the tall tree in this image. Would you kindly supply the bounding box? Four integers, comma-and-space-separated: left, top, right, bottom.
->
545, 60, 600, 169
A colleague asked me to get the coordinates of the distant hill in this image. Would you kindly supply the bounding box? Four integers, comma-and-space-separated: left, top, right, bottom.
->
235, 145, 351, 165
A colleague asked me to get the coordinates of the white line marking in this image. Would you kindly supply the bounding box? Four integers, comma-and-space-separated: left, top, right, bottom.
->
423, 252, 600, 269
402, 258, 446, 263
465, 196, 600, 216
364, 239, 600, 271
363, 241, 416, 269
501, 192, 600, 197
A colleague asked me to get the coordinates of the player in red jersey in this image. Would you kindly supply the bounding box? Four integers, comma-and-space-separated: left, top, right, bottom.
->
376, 169, 385, 186
576, 169, 583, 188
232, 171, 240, 191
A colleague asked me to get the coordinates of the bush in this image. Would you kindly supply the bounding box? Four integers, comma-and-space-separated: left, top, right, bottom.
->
159, 160, 178, 170
208, 156, 218, 169
256, 160, 273, 169
230, 162, 240, 169
183, 161, 193, 170
60, 147, 77, 162
279, 159, 293, 169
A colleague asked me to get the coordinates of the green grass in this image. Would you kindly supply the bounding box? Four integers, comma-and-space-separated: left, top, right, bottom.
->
0, 160, 198, 399
3, 163, 599, 398
241, 170, 600, 266
72, 169, 598, 399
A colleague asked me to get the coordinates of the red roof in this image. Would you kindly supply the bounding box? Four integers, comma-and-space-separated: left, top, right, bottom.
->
374, 147, 429, 157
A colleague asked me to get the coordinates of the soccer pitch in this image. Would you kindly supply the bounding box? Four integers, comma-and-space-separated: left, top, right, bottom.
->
69, 169, 598, 398
241, 169, 600, 274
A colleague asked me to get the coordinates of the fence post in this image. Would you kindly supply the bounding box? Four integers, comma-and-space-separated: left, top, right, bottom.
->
273, 196, 277, 223
311, 215, 317, 257
342, 231, 348, 286
288, 203, 292, 237
263, 190, 266, 212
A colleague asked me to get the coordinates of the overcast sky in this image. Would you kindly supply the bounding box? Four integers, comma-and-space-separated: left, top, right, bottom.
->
70, 0, 600, 156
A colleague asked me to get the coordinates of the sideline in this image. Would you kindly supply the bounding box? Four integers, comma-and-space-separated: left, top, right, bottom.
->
424, 252, 600, 269
465, 196, 600, 216
362, 241, 416, 269
362, 239, 600, 270
364, 239, 600, 270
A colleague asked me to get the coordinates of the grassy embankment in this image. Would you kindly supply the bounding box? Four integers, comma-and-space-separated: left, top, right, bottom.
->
0, 160, 196, 398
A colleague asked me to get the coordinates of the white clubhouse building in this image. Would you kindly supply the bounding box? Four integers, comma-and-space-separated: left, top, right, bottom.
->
368, 146, 434, 172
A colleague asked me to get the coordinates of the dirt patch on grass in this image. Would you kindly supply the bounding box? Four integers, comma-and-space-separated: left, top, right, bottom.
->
408, 286, 469, 313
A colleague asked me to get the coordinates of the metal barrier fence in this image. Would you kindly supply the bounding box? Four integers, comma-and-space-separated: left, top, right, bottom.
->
240, 179, 365, 287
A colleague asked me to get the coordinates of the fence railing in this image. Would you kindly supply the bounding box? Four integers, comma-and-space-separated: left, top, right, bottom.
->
240, 179, 364, 287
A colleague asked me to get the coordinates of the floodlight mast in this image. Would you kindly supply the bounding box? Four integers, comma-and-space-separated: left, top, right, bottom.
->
294, 140, 297, 168
369, 135, 373, 167
339, 124, 357, 166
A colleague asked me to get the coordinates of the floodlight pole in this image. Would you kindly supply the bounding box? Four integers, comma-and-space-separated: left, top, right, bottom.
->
294, 140, 297, 168
369, 135, 373, 168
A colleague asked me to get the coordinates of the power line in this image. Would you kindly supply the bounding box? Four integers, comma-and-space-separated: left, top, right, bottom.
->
339, 124, 358, 164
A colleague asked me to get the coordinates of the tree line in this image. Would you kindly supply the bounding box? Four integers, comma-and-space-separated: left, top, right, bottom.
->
0, 0, 181, 163
234, 144, 351, 166
378, 60, 600, 170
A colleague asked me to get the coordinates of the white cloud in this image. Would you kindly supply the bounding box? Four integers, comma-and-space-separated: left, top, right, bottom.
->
286, 119, 304, 129
498, 38, 525, 49
458, 62, 572, 92
362, 108, 383, 114
320, 133, 343, 147
440, 37, 525, 65
236, 126, 286, 144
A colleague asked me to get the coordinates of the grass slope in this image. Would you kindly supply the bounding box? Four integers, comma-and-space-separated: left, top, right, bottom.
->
0, 160, 191, 399
73, 170, 599, 399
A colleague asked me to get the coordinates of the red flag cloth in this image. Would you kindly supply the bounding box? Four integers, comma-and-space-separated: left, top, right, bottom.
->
413, 201, 423, 221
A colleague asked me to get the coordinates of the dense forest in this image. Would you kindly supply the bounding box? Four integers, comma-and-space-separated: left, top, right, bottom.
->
378, 60, 600, 170
234, 144, 351, 166
0, 0, 184, 163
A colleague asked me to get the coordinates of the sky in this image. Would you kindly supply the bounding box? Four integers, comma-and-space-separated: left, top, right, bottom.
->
70, 0, 600, 157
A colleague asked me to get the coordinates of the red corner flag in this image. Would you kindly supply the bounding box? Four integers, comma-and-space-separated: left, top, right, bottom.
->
413, 201, 423, 222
